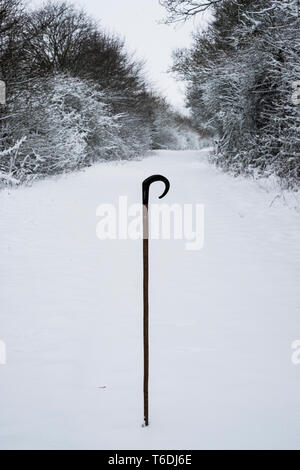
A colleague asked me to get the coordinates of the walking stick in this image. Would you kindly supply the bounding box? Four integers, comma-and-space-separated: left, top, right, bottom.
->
142, 175, 170, 427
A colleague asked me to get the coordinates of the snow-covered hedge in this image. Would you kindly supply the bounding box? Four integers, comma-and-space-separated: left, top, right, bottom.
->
172, 0, 300, 188
0, 75, 154, 186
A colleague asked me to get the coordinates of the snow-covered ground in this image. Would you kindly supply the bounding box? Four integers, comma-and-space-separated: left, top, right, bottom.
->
0, 149, 300, 450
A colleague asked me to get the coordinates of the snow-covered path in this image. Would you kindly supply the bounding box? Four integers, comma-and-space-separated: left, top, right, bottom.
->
0, 150, 300, 450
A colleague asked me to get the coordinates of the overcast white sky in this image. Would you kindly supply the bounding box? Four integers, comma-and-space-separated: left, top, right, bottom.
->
31, 0, 208, 111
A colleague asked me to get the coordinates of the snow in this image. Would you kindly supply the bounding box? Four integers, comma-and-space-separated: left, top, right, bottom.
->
0, 149, 300, 450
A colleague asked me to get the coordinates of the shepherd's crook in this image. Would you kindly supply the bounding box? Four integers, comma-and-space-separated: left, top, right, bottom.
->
142, 175, 170, 427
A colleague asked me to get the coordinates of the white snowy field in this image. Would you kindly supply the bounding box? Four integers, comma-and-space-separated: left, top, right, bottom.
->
0, 149, 300, 450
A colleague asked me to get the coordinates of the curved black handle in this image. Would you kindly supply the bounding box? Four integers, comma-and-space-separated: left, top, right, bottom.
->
142, 175, 170, 206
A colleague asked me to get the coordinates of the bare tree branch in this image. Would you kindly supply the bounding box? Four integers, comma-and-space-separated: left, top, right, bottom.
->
159, 0, 224, 23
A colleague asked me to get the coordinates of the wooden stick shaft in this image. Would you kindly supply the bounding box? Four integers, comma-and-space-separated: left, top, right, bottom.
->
142, 175, 169, 427
143, 203, 149, 426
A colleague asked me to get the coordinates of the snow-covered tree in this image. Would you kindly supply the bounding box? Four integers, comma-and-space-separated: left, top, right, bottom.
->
170, 0, 300, 187
0, 75, 123, 183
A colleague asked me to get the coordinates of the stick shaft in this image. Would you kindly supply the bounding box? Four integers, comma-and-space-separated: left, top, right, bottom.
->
142, 175, 170, 427
143, 204, 149, 426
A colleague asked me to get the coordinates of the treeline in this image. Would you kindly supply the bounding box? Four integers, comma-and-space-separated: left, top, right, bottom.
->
162, 0, 300, 188
0, 0, 201, 186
